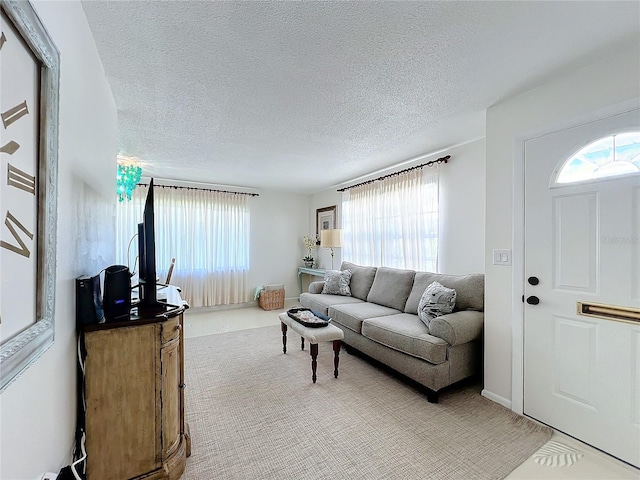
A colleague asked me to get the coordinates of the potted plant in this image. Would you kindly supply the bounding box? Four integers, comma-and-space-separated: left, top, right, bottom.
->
302, 235, 315, 267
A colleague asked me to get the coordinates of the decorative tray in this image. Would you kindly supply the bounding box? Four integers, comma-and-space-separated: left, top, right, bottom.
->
287, 308, 331, 328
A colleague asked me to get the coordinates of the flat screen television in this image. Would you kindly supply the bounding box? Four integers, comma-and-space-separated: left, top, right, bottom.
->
137, 178, 163, 314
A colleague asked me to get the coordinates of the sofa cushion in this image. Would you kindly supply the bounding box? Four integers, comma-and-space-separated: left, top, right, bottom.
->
366, 267, 415, 311
340, 262, 377, 301
299, 292, 364, 317
405, 272, 484, 314
417, 281, 457, 329
321, 269, 352, 296
361, 314, 447, 364
329, 302, 401, 334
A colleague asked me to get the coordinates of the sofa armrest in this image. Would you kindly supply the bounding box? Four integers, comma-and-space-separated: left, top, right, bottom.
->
429, 311, 484, 346
308, 281, 325, 294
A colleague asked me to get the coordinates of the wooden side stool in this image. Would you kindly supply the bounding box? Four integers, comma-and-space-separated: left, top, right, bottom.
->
278, 312, 345, 383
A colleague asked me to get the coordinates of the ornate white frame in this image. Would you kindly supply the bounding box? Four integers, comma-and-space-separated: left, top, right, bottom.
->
0, 0, 59, 392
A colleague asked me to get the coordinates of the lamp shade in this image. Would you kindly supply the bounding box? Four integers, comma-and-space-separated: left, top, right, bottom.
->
320, 229, 342, 248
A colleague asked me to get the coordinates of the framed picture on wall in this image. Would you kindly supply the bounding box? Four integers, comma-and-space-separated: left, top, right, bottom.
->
316, 205, 336, 236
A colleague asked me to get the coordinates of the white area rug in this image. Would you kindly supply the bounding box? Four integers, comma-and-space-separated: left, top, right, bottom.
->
183, 325, 552, 479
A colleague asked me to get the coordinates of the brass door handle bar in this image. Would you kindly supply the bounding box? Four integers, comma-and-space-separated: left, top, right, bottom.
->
577, 302, 640, 324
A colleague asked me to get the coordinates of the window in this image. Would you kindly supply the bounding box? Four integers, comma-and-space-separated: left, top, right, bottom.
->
116, 184, 251, 307
554, 132, 640, 185
342, 168, 438, 271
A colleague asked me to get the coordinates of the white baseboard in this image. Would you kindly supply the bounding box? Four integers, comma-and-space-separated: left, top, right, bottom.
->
188, 301, 258, 313
481, 389, 512, 410
186, 297, 299, 314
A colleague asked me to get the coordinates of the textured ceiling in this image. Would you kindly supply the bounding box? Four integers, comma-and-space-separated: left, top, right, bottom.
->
82, 1, 639, 194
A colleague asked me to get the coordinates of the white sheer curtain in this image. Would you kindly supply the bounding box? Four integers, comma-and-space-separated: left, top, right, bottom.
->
116, 184, 251, 307
342, 168, 438, 272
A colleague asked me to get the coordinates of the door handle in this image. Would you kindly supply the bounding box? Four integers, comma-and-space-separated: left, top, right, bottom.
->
528, 276, 540, 285
526, 296, 540, 305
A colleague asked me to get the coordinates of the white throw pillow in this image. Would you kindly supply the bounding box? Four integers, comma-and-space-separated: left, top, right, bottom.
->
321, 270, 352, 296
417, 281, 457, 329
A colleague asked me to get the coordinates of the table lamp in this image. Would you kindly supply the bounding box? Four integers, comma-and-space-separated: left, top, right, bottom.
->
320, 229, 342, 270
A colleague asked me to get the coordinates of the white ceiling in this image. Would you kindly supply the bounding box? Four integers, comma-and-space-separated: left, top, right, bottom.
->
81, 1, 640, 194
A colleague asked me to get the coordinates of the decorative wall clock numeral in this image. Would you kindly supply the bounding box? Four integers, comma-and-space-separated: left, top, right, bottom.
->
1, 100, 29, 128
6, 163, 36, 195
0, 140, 19, 155
0, 210, 33, 258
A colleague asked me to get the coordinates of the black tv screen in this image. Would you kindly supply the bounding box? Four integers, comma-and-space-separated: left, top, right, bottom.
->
138, 178, 159, 311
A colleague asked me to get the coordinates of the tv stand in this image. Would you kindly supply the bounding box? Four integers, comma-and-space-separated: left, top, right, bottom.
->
82, 286, 189, 479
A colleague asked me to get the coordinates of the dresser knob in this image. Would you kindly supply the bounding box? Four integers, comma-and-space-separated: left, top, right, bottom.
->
179, 383, 186, 390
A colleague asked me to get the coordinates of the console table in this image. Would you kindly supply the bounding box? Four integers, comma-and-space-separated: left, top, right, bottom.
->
297, 267, 326, 293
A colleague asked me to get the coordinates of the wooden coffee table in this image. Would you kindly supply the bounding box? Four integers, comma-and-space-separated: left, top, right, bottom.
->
278, 312, 345, 383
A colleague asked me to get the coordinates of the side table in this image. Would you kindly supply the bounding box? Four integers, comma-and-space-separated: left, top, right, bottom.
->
297, 267, 326, 293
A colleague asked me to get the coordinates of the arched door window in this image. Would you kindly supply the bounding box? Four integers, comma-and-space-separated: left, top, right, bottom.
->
553, 132, 640, 185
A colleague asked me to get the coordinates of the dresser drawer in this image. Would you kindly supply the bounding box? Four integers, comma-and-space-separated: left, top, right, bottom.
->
161, 316, 181, 343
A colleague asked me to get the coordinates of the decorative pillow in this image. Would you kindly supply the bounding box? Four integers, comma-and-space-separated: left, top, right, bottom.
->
417, 281, 457, 329
321, 269, 352, 296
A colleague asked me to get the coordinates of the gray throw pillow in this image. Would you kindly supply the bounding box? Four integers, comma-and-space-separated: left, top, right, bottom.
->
418, 281, 457, 329
322, 270, 352, 296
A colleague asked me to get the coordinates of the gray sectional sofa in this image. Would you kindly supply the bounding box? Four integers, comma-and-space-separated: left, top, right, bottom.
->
299, 261, 484, 402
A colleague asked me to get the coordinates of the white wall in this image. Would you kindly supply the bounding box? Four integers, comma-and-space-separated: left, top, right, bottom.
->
438, 139, 485, 274
249, 191, 310, 299
0, 2, 117, 478
483, 44, 640, 406
309, 139, 486, 276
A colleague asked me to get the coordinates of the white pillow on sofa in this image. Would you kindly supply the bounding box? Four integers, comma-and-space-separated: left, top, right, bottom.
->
321, 269, 352, 296
417, 281, 456, 329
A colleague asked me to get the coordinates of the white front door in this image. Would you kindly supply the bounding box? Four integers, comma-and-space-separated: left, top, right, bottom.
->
523, 108, 640, 467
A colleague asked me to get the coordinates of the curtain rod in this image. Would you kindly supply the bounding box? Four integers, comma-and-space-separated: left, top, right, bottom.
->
138, 182, 259, 197
336, 155, 450, 192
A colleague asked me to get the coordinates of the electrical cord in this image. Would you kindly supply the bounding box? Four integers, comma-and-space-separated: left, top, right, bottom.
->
127, 233, 139, 275
70, 432, 86, 480
71, 336, 87, 480
77, 335, 85, 377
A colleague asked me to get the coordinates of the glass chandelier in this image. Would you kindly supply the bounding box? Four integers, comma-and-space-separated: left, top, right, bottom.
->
116, 163, 142, 202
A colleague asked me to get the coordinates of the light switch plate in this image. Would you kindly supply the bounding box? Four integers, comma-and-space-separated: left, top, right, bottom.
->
493, 249, 512, 266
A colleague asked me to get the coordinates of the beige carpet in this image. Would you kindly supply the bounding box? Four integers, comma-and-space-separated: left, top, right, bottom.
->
183, 325, 552, 479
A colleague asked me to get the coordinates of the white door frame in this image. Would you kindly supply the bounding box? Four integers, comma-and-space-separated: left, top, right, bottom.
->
510, 97, 640, 415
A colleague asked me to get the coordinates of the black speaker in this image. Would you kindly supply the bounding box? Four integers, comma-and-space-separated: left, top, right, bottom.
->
76, 274, 105, 328
103, 265, 131, 322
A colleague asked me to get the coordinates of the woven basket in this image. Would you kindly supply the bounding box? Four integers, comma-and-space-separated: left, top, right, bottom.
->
258, 289, 285, 311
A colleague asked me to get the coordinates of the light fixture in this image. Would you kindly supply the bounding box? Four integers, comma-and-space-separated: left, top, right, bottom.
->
116, 160, 142, 202
320, 229, 342, 270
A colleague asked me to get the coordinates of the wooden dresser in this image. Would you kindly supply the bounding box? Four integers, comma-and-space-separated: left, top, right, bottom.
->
83, 295, 189, 480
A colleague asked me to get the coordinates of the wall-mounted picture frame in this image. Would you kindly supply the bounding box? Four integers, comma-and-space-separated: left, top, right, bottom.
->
0, 0, 60, 393
316, 205, 336, 236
